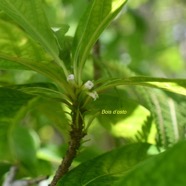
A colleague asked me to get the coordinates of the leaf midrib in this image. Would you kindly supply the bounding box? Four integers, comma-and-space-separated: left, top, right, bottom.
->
4, 0, 58, 57
75, 0, 125, 75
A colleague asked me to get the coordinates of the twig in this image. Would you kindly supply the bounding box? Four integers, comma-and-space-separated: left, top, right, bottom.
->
49, 109, 86, 186
93, 40, 102, 80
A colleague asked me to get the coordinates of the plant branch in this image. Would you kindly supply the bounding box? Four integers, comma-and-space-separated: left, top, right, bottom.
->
93, 40, 102, 80
49, 108, 86, 186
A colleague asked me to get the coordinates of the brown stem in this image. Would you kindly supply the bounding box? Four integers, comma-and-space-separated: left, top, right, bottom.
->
93, 40, 102, 80
49, 109, 86, 186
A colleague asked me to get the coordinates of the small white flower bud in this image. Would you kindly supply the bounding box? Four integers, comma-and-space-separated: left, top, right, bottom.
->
84, 80, 94, 90
67, 74, 75, 82
88, 91, 99, 101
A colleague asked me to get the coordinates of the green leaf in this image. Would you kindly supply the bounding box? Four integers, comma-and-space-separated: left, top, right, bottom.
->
58, 143, 150, 186
0, 0, 69, 75
53, 25, 72, 70
110, 105, 151, 140
96, 76, 186, 96
33, 98, 70, 140
4, 83, 71, 106
0, 19, 52, 70
58, 36, 73, 70
115, 141, 186, 186
9, 126, 37, 171
49, 24, 72, 69
86, 90, 138, 127
55, 25, 70, 50
0, 162, 11, 183
0, 0, 58, 56
0, 18, 69, 85
19, 87, 70, 106
72, 0, 128, 83
135, 115, 154, 143
0, 52, 68, 85
0, 59, 28, 70
139, 88, 186, 147
0, 122, 11, 160
0, 88, 33, 119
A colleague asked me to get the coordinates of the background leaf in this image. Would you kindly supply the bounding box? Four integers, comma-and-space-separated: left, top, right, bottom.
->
135, 88, 186, 148
0, 16, 67, 84
87, 90, 138, 124
0, 121, 12, 161
9, 126, 38, 174
96, 63, 186, 147
58, 143, 150, 186
0, 162, 11, 185
0, 88, 33, 119
115, 141, 186, 186
0, 0, 58, 56
135, 115, 154, 143
0, 18, 52, 70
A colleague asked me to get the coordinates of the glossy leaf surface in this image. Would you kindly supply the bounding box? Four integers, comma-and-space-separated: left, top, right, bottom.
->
58, 143, 150, 186
116, 141, 186, 186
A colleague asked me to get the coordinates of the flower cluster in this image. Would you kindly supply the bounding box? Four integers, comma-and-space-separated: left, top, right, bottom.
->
84, 81, 98, 101
67, 75, 99, 101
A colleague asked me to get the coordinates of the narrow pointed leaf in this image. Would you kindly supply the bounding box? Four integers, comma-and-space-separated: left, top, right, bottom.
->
10, 83, 71, 106
0, 52, 66, 84
0, 59, 26, 70
96, 77, 186, 96
73, 0, 128, 82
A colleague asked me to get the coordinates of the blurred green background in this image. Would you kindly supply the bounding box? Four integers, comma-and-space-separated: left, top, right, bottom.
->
0, 0, 186, 184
